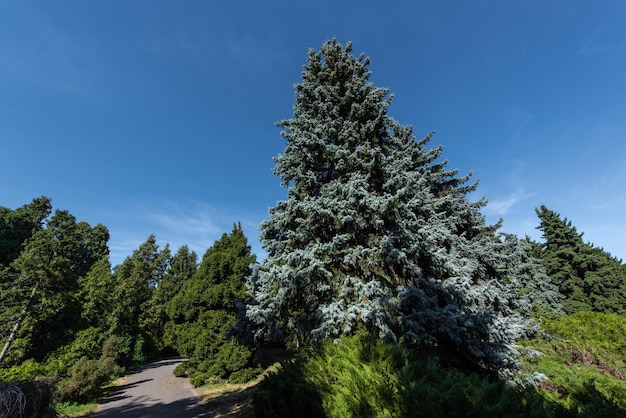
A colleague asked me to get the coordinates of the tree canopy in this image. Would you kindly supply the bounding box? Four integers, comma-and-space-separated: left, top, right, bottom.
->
534, 205, 626, 315
246, 39, 546, 376
166, 224, 257, 383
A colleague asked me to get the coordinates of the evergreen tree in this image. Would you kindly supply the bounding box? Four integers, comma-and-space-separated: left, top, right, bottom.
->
79, 257, 116, 330
246, 39, 540, 376
149, 245, 198, 352
1, 206, 109, 364
161, 245, 197, 305
168, 224, 256, 382
505, 235, 563, 319
0, 196, 52, 268
108, 235, 170, 365
111, 235, 169, 332
535, 205, 626, 315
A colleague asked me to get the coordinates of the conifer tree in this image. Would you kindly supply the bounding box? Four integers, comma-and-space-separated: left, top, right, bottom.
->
1, 206, 109, 364
246, 39, 540, 375
535, 205, 626, 315
168, 224, 256, 382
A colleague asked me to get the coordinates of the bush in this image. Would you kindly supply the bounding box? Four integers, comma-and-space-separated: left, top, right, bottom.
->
254, 355, 325, 418
44, 327, 106, 378
228, 367, 263, 384
56, 356, 114, 402
254, 332, 579, 418
0, 359, 47, 383
173, 362, 188, 377
189, 372, 210, 387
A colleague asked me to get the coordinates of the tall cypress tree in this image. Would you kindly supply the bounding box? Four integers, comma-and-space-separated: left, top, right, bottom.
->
246, 39, 541, 376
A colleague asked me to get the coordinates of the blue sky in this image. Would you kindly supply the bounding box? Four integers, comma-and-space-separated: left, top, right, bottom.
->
1, 1, 625, 266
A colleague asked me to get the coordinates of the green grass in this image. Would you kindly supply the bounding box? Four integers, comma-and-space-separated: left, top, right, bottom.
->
55, 401, 99, 418
521, 311, 626, 412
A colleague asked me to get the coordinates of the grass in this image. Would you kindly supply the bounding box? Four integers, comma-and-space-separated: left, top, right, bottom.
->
197, 363, 282, 417
56, 376, 128, 417
56, 401, 99, 418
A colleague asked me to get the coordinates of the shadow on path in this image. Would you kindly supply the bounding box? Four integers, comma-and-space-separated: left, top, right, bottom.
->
94, 396, 213, 418
94, 358, 212, 418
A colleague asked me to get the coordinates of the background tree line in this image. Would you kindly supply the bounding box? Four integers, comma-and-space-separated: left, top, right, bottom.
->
0, 198, 257, 409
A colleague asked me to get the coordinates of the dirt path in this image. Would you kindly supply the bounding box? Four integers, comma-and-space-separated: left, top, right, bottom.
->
93, 358, 213, 418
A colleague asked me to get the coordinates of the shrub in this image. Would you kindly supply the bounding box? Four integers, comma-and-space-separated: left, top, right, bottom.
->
0, 359, 47, 383
228, 367, 263, 384
189, 372, 210, 387
56, 356, 113, 402
254, 355, 325, 418
44, 327, 106, 378
254, 332, 578, 418
173, 362, 188, 377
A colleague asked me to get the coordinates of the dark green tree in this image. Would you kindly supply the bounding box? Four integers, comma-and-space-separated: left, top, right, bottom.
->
535, 205, 626, 315
246, 39, 544, 376
168, 224, 256, 383
1, 206, 109, 364
108, 235, 170, 365
111, 235, 169, 331
79, 257, 116, 330
141, 245, 197, 353
160, 245, 197, 352
0, 196, 52, 268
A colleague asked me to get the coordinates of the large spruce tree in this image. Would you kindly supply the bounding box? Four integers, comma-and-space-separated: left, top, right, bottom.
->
246, 39, 542, 375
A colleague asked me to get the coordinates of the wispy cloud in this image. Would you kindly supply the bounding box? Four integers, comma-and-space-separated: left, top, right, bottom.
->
577, 36, 610, 56
223, 31, 287, 76
486, 188, 535, 216
103, 200, 265, 267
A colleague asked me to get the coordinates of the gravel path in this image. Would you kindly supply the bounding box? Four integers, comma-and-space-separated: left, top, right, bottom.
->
93, 358, 212, 418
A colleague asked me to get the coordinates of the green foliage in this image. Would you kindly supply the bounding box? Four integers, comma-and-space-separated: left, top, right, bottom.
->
254, 355, 325, 418
43, 327, 106, 377
189, 372, 211, 387
228, 367, 262, 384
56, 356, 114, 402
0, 359, 47, 383
111, 235, 169, 334
166, 224, 256, 384
255, 331, 626, 417
79, 258, 116, 330
173, 362, 188, 377
2, 205, 110, 365
155, 245, 197, 353
534, 206, 626, 315
522, 312, 626, 413
255, 333, 538, 418
0, 196, 52, 268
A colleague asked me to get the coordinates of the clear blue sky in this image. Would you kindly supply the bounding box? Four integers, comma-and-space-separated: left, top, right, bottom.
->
1, 1, 625, 266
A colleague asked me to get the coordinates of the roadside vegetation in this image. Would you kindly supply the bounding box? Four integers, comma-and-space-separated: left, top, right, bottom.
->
2, 39, 625, 417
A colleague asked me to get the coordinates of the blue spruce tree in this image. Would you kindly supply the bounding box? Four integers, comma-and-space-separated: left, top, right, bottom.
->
246, 39, 545, 376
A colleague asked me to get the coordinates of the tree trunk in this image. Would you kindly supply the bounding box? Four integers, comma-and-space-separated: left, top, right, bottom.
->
0, 282, 38, 364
